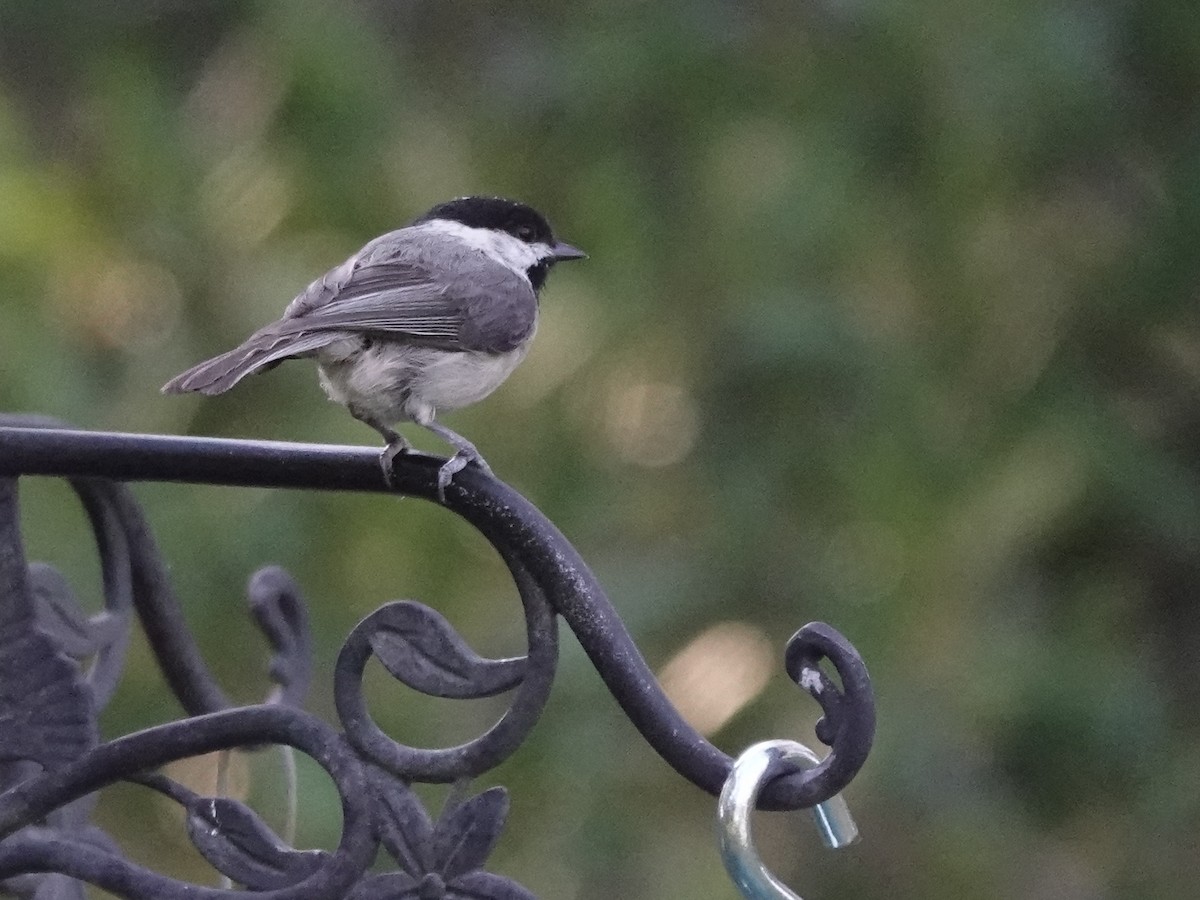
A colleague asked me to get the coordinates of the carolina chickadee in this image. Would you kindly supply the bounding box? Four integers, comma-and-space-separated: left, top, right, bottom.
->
162, 196, 585, 495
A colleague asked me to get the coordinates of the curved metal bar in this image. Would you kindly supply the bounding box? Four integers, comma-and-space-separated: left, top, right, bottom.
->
783, 624, 876, 806
64, 477, 134, 707
107, 479, 245, 714
335, 556, 560, 782
0, 425, 875, 809
0, 705, 376, 899
0, 827, 345, 900
1, 419, 310, 716
114, 482, 315, 715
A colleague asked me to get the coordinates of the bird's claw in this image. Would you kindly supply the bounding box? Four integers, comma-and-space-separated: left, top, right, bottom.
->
379, 440, 412, 490
436, 448, 494, 503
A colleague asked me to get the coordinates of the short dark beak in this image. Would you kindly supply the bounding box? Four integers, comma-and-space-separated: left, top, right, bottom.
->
552, 241, 587, 261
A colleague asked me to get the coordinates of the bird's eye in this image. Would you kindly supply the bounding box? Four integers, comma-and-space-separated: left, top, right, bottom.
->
514, 224, 534, 241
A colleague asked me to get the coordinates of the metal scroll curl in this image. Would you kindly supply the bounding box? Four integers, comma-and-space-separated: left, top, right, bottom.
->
334, 555, 559, 782
0, 705, 379, 900
0, 419, 876, 898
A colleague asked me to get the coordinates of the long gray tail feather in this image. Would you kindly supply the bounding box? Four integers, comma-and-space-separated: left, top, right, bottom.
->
161, 329, 340, 396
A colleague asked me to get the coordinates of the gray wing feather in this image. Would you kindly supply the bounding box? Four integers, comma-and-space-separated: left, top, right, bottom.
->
161, 328, 343, 395
277, 257, 537, 353
163, 229, 538, 396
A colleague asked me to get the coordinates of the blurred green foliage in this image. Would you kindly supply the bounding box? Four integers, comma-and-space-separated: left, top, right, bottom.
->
2, 1, 1200, 897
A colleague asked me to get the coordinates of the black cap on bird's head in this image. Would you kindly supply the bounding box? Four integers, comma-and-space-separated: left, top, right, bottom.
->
416, 196, 586, 282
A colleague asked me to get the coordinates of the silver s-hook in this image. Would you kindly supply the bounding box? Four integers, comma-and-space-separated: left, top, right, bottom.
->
717, 740, 859, 899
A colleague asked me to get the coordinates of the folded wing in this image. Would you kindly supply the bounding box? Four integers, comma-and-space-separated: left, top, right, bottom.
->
163, 255, 537, 396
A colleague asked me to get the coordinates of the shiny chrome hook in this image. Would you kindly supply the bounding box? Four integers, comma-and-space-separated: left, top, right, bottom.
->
717, 739, 859, 899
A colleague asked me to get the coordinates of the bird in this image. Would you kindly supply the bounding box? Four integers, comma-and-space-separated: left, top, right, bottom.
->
162, 196, 585, 498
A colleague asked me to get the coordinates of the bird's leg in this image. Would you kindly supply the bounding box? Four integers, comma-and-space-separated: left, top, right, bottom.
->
378, 438, 415, 489
420, 420, 494, 502
349, 404, 410, 488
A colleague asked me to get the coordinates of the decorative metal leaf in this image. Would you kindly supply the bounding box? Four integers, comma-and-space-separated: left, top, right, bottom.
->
28, 564, 95, 658
340, 868, 536, 900
373, 770, 435, 876
0, 483, 96, 770
0, 624, 96, 768
451, 870, 538, 900
368, 602, 526, 699
344, 871, 420, 899
433, 788, 509, 879
28, 563, 126, 661
185, 796, 327, 889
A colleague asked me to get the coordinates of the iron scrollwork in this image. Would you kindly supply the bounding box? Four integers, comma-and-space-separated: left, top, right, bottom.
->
0, 415, 876, 898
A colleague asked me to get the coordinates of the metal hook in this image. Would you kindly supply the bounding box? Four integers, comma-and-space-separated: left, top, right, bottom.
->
717, 739, 859, 899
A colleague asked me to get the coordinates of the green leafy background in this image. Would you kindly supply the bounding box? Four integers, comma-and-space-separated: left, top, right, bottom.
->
2, 2, 1199, 897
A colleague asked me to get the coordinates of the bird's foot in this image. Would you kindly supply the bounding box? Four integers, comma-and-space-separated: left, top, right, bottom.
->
436, 446, 494, 503
378, 437, 413, 489
417, 420, 495, 502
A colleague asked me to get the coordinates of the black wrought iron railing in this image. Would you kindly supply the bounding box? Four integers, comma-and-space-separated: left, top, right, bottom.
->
0, 415, 875, 899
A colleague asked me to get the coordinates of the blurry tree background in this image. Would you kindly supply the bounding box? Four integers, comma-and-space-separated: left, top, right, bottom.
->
2, 1, 1200, 898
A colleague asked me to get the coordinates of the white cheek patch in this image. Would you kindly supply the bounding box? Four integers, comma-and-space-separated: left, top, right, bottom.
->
423, 220, 550, 275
